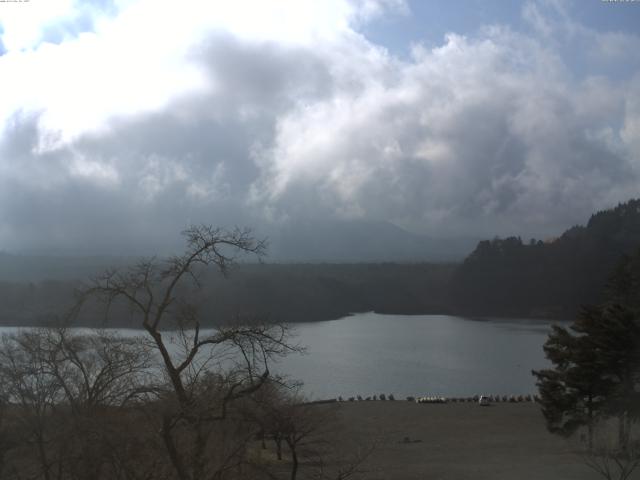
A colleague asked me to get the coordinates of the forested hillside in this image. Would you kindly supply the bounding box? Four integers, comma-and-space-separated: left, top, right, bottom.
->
3, 200, 640, 326
0, 263, 455, 327
451, 199, 640, 318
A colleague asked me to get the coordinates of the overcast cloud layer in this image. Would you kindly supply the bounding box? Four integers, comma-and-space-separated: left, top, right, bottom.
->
0, 0, 639, 254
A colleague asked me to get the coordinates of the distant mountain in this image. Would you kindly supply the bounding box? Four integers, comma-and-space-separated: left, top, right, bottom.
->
4, 199, 640, 326
0, 218, 474, 326
265, 219, 477, 262
0, 220, 475, 284
451, 199, 640, 318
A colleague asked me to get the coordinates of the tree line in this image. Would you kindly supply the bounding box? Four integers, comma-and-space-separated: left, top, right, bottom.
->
451, 199, 640, 318
0, 262, 455, 327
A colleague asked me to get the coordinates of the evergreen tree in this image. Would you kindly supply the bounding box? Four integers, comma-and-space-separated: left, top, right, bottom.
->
533, 251, 640, 450
533, 308, 614, 448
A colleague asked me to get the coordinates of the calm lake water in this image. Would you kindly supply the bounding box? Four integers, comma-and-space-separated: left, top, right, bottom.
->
277, 312, 562, 399
0, 313, 563, 400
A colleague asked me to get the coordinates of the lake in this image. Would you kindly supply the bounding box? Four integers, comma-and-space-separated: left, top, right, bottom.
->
276, 312, 562, 399
0, 313, 562, 400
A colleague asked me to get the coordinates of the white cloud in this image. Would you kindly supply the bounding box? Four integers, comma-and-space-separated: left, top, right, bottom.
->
590, 31, 640, 66
0, 0, 638, 253
0, 0, 76, 51
250, 26, 639, 236
1, 0, 405, 147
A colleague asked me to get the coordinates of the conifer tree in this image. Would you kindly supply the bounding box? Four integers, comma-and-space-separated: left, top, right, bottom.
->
533, 250, 640, 450
533, 308, 614, 448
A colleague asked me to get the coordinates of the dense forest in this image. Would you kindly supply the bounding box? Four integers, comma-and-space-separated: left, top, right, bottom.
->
2, 199, 640, 326
451, 199, 640, 318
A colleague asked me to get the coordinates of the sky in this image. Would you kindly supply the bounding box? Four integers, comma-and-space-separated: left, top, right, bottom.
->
0, 0, 639, 255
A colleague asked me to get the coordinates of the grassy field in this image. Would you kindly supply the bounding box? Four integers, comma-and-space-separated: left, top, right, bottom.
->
310, 401, 631, 480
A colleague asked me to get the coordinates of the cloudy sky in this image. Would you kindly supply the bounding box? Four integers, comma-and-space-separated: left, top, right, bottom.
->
0, 0, 639, 254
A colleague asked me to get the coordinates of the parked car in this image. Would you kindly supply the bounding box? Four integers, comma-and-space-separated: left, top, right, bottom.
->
478, 395, 491, 406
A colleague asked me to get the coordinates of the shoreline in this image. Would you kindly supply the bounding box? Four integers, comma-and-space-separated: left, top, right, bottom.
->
306, 394, 541, 406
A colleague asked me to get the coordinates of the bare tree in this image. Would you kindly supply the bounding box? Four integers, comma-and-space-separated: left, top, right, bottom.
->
0, 392, 11, 478
244, 382, 373, 480
0, 331, 67, 480
581, 422, 640, 480
0, 225, 374, 480
264, 394, 331, 480
76, 225, 302, 480
0, 327, 159, 480
32, 328, 157, 410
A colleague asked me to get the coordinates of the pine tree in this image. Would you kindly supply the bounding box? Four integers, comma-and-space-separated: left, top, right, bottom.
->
533, 250, 640, 451
533, 308, 614, 448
